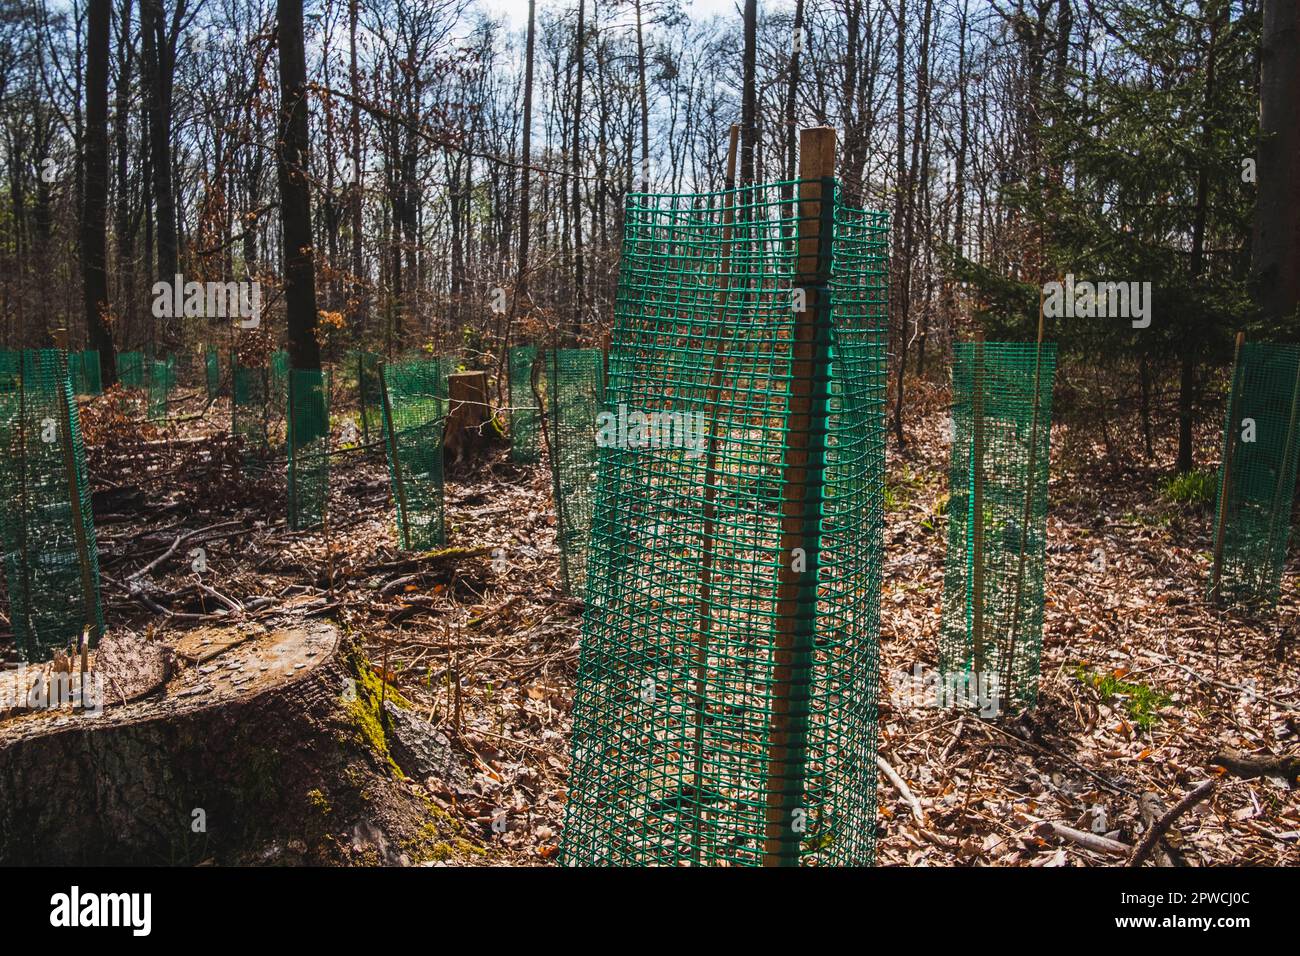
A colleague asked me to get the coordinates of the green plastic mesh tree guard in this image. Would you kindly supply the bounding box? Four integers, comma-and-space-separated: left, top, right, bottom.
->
379, 358, 447, 551
148, 357, 176, 421
349, 350, 383, 445
70, 350, 102, 395
939, 341, 1056, 710
118, 351, 145, 388
0, 350, 104, 661
561, 180, 889, 866
205, 348, 220, 400
287, 369, 331, 531
233, 359, 272, 462
271, 350, 290, 400
1211, 342, 1300, 606
543, 347, 605, 597
509, 345, 540, 464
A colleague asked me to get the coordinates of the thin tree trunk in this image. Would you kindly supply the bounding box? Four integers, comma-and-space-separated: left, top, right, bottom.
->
1178, 4, 1223, 473
142, 0, 178, 348
1253, 0, 1300, 322
348, 0, 365, 340
110, 0, 134, 383
504, 0, 536, 396
890, 0, 908, 447
740, 0, 758, 186
276, 0, 321, 372
81, 0, 115, 380
635, 0, 650, 195
781, 0, 805, 216
571, 0, 586, 338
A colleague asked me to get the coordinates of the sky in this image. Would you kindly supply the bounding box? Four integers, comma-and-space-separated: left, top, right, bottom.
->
478, 0, 762, 30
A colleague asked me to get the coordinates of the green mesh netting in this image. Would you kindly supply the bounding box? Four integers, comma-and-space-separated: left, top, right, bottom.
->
1211, 342, 1300, 606
348, 350, 383, 445
233, 359, 272, 463
939, 341, 1056, 710
205, 348, 220, 401
392, 352, 458, 394
118, 351, 145, 388
70, 350, 102, 395
271, 350, 290, 400
0, 350, 104, 661
287, 368, 331, 531
561, 180, 889, 866
439, 354, 459, 389
148, 357, 176, 421
509, 345, 540, 464
380, 359, 447, 551
543, 348, 605, 597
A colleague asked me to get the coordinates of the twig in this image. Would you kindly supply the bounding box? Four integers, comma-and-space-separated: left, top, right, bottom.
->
1126, 779, 1216, 867
126, 520, 246, 582
940, 715, 966, 763
984, 720, 1140, 797
195, 583, 244, 615
1146, 651, 1295, 707
877, 755, 925, 823
1037, 821, 1130, 858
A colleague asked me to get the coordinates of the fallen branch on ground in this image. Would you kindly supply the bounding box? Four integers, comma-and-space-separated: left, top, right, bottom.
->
877, 755, 925, 824
1209, 748, 1300, 783
1127, 779, 1216, 867
1036, 821, 1130, 858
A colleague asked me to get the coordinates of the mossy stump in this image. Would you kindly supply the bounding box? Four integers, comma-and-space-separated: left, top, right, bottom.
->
0, 619, 463, 864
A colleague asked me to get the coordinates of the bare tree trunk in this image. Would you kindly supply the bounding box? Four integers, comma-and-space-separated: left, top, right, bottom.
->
348, 0, 365, 340
109, 0, 134, 383
276, 0, 320, 373
947, 0, 969, 351
1178, 4, 1223, 473
142, 0, 179, 349
635, 0, 650, 195
1253, 0, 1300, 323
81, 0, 115, 380
502, 0, 536, 406
740, 0, 758, 185
890, 0, 907, 447
781, 0, 805, 212
571, 0, 586, 338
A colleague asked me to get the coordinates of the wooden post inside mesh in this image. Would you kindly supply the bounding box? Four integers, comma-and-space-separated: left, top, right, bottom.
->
378, 362, 412, 550
762, 126, 835, 866
1210, 331, 1246, 605
52, 330, 100, 648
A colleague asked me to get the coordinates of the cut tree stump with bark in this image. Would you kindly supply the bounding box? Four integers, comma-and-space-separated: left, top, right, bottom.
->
0, 618, 470, 865
444, 370, 493, 465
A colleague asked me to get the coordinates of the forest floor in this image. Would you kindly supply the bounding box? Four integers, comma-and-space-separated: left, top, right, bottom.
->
26, 373, 1300, 866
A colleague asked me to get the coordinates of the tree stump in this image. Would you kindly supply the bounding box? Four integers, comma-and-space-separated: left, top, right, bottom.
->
444, 370, 492, 465
0, 617, 467, 865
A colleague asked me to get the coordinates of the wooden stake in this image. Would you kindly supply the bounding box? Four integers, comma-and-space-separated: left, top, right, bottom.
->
1210, 331, 1246, 605
971, 330, 987, 677
689, 123, 740, 864
761, 126, 836, 867
1001, 288, 1048, 706
378, 362, 413, 550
